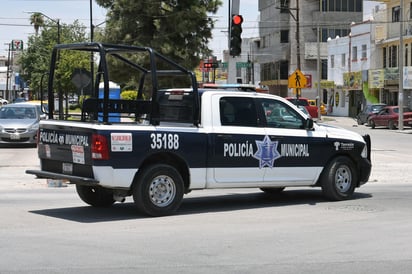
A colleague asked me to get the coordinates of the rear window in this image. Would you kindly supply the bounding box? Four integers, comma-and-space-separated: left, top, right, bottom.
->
157, 89, 195, 123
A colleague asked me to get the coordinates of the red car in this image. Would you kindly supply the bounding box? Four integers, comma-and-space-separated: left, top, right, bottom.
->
285, 97, 318, 118
368, 106, 412, 129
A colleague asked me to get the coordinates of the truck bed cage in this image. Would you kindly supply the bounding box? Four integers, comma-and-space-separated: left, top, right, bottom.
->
47, 42, 200, 126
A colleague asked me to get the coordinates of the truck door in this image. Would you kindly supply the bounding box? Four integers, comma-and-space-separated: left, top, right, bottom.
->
257, 98, 325, 185
209, 95, 265, 185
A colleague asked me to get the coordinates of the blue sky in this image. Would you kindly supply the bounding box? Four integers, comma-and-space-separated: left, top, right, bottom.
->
1, 0, 382, 58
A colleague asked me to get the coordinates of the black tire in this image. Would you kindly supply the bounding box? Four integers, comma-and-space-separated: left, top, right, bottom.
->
356, 116, 363, 125
320, 156, 357, 201
388, 120, 397, 130
260, 187, 285, 194
369, 119, 375, 129
133, 164, 184, 217
75, 185, 115, 207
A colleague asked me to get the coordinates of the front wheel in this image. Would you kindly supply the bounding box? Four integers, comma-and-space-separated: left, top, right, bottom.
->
369, 119, 376, 129
133, 164, 184, 217
320, 156, 357, 201
356, 115, 363, 125
76, 185, 115, 207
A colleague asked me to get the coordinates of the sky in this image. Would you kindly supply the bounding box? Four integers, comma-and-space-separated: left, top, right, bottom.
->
1, 0, 383, 58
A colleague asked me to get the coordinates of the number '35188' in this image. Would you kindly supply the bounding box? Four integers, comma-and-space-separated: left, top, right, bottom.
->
150, 133, 179, 150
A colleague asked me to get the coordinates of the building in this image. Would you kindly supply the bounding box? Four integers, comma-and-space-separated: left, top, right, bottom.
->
373, 0, 412, 108
0, 50, 23, 102
255, 0, 363, 101
327, 20, 378, 117
327, 1, 412, 117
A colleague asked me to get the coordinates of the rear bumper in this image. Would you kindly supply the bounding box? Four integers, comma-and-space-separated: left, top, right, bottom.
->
26, 169, 99, 185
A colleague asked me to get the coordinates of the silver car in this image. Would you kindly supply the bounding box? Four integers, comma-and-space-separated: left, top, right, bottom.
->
0, 103, 43, 146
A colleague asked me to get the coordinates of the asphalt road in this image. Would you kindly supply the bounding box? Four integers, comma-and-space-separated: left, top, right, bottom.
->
1, 117, 412, 274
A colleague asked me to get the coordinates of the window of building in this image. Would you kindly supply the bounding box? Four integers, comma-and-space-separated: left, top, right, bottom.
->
321, 59, 328, 79
410, 3, 412, 19
389, 45, 398, 67
392, 6, 400, 22
406, 44, 409, 66
279, 60, 289, 79
321, 0, 362, 12
352, 46, 357, 61
331, 55, 335, 68
361, 44, 367, 60
280, 0, 290, 14
280, 30, 289, 43
341, 53, 346, 67
320, 28, 350, 42
383, 47, 387, 68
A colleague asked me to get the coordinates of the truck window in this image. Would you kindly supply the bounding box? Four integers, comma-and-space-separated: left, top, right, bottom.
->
260, 99, 303, 129
220, 97, 258, 127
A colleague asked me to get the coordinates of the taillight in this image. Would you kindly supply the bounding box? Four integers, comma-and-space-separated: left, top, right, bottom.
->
92, 134, 109, 160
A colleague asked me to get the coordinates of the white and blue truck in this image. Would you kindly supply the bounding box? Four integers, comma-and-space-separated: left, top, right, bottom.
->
27, 43, 371, 216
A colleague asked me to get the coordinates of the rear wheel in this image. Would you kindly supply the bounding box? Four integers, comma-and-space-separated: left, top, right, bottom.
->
76, 185, 115, 207
320, 156, 357, 201
388, 120, 397, 130
133, 164, 184, 217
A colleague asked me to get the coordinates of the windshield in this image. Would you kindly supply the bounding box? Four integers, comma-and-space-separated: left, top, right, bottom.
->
0, 106, 38, 119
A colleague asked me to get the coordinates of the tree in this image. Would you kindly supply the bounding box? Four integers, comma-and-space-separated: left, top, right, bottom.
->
19, 20, 90, 98
95, 0, 222, 70
29, 12, 44, 36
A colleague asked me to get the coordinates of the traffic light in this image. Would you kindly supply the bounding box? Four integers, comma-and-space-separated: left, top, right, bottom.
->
203, 62, 218, 69
230, 14, 243, 57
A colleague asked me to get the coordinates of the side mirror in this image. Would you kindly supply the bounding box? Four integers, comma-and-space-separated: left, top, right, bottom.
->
305, 118, 314, 130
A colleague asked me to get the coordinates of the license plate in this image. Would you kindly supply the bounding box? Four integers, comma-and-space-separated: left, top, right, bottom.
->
10, 133, 20, 140
62, 163, 73, 174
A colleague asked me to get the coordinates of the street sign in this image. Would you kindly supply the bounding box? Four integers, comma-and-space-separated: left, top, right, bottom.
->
288, 69, 307, 88
11, 40, 23, 51
236, 62, 251, 68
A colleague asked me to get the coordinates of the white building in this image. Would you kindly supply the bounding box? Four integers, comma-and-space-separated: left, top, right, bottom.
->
327, 20, 377, 117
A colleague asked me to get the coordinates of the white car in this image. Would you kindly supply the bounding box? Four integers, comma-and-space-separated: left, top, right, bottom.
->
0, 98, 8, 105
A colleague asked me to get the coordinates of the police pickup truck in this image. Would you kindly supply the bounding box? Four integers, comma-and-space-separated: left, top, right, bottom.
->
27, 43, 371, 217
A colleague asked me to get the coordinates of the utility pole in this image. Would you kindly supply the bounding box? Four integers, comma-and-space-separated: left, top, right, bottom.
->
399, 0, 404, 130
5, 43, 11, 101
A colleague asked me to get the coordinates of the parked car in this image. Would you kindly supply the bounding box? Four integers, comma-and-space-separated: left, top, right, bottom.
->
356, 103, 386, 125
0, 103, 44, 146
308, 99, 327, 115
297, 105, 311, 118
368, 106, 412, 129
0, 98, 8, 106
285, 97, 318, 118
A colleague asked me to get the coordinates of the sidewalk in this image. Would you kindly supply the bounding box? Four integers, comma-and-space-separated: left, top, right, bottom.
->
316, 115, 358, 128
318, 115, 412, 134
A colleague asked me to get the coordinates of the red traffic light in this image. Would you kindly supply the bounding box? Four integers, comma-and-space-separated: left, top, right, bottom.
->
232, 15, 243, 25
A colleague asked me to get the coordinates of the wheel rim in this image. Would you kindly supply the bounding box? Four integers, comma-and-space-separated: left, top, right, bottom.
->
149, 175, 176, 207
334, 165, 352, 193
